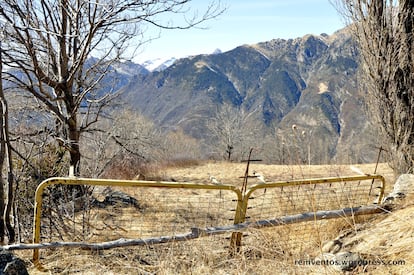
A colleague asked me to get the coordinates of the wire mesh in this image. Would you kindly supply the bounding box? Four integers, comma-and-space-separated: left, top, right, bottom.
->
34, 175, 385, 265
39, 183, 240, 244
240, 177, 384, 254
245, 177, 383, 221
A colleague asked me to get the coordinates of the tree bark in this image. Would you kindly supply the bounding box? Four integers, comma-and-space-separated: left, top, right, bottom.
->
0, 43, 6, 243
337, 0, 414, 174
68, 117, 81, 176
0, 43, 15, 243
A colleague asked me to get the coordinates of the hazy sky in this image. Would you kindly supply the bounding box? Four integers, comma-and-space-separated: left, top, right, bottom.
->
134, 0, 345, 62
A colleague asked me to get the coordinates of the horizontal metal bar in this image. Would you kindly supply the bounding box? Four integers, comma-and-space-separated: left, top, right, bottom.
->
245, 174, 386, 199
36, 177, 241, 192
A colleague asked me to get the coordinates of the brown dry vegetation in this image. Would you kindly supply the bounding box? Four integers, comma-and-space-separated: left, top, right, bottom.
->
15, 161, 414, 274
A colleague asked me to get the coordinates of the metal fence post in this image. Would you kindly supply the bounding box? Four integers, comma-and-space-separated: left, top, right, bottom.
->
32, 179, 55, 264
229, 194, 249, 252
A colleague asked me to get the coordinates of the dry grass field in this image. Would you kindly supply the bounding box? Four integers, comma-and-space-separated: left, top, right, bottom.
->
15, 161, 414, 274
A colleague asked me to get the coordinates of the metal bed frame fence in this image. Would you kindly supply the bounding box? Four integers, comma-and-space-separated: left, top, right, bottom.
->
32, 174, 386, 263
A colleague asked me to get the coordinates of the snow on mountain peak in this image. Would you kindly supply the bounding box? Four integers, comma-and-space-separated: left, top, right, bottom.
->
141, 57, 177, 72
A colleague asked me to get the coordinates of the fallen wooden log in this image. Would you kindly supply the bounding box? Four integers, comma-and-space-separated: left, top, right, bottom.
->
2, 204, 388, 251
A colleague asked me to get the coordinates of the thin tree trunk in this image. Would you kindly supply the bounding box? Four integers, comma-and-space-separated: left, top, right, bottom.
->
67, 116, 81, 176
0, 43, 6, 243
0, 43, 15, 243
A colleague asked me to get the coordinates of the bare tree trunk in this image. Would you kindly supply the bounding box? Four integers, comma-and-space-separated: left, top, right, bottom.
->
0, 43, 6, 243
384, 0, 414, 173
3, 102, 15, 242
68, 117, 81, 176
334, 0, 414, 174
395, 0, 414, 172
4, 173, 15, 243
0, 42, 15, 243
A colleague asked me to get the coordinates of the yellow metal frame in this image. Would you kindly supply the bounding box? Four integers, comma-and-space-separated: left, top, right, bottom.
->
32, 177, 243, 264
32, 174, 385, 263
230, 174, 386, 250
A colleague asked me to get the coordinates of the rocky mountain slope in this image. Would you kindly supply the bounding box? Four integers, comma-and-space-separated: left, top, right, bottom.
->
121, 28, 379, 163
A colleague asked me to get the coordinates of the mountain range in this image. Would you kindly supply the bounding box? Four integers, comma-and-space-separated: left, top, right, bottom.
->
116, 28, 379, 164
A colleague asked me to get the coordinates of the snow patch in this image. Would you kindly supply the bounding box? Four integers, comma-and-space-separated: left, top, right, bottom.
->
194, 61, 217, 73
141, 57, 176, 71
318, 82, 329, 94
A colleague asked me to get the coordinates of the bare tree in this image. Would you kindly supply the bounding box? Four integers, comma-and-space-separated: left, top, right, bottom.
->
333, 0, 414, 174
162, 129, 202, 161
0, 0, 224, 175
81, 109, 163, 178
207, 104, 258, 161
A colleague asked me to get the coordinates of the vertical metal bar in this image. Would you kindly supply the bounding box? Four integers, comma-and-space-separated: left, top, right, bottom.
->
369, 146, 384, 196
240, 148, 253, 195
230, 194, 249, 253
376, 176, 386, 204
32, 179, 53, 264
231, 148, 255, 252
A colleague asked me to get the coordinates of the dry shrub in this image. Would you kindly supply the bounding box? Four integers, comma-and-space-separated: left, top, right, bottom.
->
99, 153, 149, 180
14, 143, 70, 242
99, 152, 203, 181
162, 129, 203, 161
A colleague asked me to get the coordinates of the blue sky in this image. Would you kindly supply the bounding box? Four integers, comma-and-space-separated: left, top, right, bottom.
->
134, 0, 345, 62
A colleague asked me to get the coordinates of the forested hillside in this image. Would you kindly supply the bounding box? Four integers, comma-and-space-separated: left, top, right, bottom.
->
121, 28, 378, 163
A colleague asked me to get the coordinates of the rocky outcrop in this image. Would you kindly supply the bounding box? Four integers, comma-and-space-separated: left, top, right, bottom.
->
383, 174, 414, 203
92, 187, 142, 209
